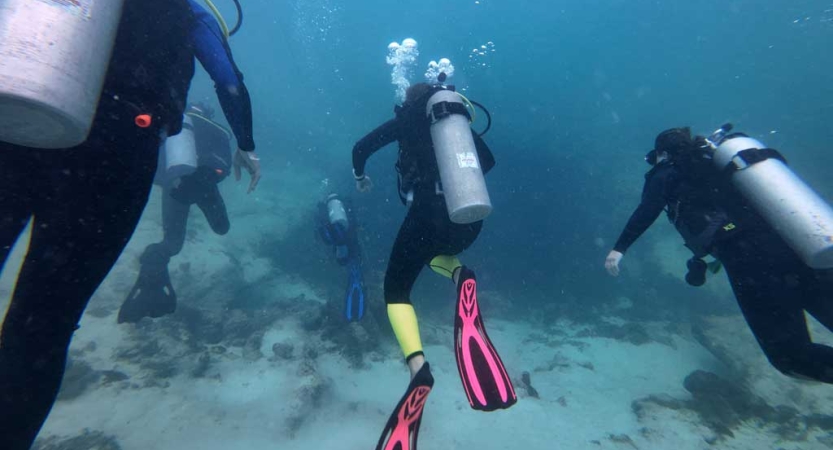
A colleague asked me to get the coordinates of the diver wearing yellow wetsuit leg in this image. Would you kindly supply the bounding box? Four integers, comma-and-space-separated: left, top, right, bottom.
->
351, 81, 516, 450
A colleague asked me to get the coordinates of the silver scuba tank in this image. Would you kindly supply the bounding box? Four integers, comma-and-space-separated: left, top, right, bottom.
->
713, 135, 833, 269
155, 114, 197, 187
327, 194, 349, 230
0, 0, 125, 148
425, 89, 492, 224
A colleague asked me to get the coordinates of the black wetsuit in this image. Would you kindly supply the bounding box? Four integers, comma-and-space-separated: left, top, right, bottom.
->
614, 161, 833, 383
0, 1, 195, 449
352, 95, 495, 304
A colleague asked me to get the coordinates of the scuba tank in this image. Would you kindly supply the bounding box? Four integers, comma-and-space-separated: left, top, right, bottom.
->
425, 89, 492, 224
327, 194, 349, 230
0, 0, 125, 148
707, 124, 833, 269
155, 114, 198, 187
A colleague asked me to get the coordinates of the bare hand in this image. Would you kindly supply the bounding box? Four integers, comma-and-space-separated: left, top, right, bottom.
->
355, 174, 373, 193
605, 250, 624, 277
233, 149, 261, 193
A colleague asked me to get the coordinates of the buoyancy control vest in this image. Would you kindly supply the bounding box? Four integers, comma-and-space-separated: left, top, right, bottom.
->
105, 0, 196, 137
192, 112, 233, 178
652, 147, 745, 258
393, 90, 439, 202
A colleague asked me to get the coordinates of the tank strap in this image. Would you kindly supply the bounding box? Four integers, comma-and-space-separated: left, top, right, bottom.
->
429, 101, 471, 124
723, 148, 787, 174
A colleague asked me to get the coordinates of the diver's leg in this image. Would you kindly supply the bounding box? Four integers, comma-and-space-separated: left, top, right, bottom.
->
425, 196, 483, 283
375, 201, 438, 450
385, 202, 437, 375
723, 242, 833, 383
0, 132, 159, 449
195, 182, 230, 236
160, 186, 190, 257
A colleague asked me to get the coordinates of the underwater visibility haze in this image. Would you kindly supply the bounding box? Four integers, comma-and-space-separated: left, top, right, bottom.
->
2, 0, 833, 449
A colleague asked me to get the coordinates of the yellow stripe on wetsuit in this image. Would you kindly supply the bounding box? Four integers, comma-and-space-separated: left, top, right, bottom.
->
429, 255, 461, 279
387, 255, 463, 360
387, 304, 423, 360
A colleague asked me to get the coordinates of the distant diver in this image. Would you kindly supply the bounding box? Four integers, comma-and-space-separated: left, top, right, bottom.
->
118, 104, 234, 323
605, 125, 833, 383
315, 193, 365, 321
351, 80, 515, 450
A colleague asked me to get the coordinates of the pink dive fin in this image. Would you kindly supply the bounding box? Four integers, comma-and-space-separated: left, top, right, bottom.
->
454, 266, 517, 411
376, 363, 434, 450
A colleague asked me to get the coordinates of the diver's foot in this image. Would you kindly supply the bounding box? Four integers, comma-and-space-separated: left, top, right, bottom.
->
376, 362, 434, 450
117, 286, 177, 323
407, 354, 426, 380
117, 256, 177, 324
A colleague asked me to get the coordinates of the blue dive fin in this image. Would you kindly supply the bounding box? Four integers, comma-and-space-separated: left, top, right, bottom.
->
345, 259, 365, 321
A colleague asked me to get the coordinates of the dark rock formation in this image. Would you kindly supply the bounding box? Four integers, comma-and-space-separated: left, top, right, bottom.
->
633, 370, 833, 443
57, 359, 101, 401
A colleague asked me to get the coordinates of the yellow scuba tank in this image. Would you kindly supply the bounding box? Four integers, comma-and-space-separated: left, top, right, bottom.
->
0, 0, 126, 148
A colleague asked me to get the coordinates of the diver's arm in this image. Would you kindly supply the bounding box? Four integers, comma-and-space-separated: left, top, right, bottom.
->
190, 1, 255, 152
352, 119, 401, 178
612, 169, 670, 253
605, 172, 668, 277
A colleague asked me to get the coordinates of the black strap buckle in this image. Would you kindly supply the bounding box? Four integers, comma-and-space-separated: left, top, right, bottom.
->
429, 101, 471, 124
725, 148, 787, 173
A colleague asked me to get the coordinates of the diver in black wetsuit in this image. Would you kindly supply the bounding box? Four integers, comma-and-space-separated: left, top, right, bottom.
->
354, 82, 515, 450
351, 82, 496, 376
118, 104, 234, 323
605, 127, 833, 383
0, 1, 196, 448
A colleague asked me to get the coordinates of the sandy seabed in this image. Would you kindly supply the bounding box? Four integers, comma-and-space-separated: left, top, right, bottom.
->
3, 177, 833, 450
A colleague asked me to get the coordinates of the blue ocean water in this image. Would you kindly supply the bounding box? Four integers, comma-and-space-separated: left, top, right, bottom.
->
201, 0, 833, 317
15, 1, 833, 448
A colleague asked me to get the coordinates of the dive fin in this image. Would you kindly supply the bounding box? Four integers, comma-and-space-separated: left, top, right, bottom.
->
345, 259, 365, 321
454, 266, 517, 411
117, 250, 177, 323
375, 362, 434, 450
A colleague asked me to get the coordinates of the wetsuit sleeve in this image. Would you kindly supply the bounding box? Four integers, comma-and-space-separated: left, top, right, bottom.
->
352, 119, 401, 177
613, 168, 670, 253
189, 0, 256, 151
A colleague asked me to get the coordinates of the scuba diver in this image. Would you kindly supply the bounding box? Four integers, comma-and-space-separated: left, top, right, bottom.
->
0, 1, 196, 449
605, 126, 833, 383
117, 104, 234, 323
188, 0, 261, 193
117, 0, 260, 323
351, 80, 516, 450
315, 193, 365, 321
